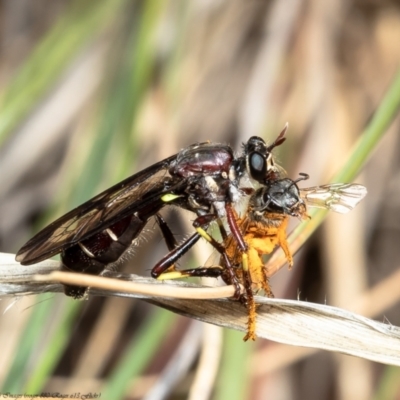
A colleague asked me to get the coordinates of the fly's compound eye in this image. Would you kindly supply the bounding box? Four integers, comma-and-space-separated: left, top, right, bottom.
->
249, 151, 275, 183
249, 152, 267, 182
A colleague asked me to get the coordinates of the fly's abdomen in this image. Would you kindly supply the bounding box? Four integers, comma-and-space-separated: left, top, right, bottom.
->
61, 214, 146, 298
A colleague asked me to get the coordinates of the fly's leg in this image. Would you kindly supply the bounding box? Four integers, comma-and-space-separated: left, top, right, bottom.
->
154, 213, 180, 274
225, 203, 251, 274
155, 213, 178, 252
161, 266, 225, 279
225, 203, 247, 252
151, 232, 202, 278
151, 214, 243, 300
225, 205, 260, 340
153, 211, 256, 338
154, 213, 227, 279
192, 215, 243, 299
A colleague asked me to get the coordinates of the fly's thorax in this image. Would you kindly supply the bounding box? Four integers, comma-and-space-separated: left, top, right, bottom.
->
170, 142, 234, 178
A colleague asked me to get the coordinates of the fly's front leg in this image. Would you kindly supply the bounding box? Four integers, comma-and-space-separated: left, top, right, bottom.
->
225, 203, 258, 340
225, 203, 247, 252
225, 202, 250, 276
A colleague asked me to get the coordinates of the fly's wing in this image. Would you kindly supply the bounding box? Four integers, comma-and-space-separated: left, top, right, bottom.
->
204, 247, 222, 269
16, 155, 179, 265
300, 183, 367, 214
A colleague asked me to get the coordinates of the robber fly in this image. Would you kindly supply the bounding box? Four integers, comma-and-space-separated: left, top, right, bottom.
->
16, 129, 287, 298
157, 174, 367, 341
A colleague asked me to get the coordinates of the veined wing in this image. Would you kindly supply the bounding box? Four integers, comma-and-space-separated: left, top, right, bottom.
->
16, 155, 179, 265
300, 183, 367, 214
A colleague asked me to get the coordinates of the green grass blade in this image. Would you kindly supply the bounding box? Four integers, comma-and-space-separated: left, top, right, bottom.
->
101, 309, 175, 399
372, 366, 400, 400
269, 67, 400, 271
214, 330, 254, 400
333, 67, 400, 183
1, 297, 61, 392
23, 301, 82, 393
4, 1, 168, 394
0, 0, 126, 145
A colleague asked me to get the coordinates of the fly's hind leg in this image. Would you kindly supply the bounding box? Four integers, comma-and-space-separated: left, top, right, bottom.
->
155, 213, 178, 252
152, 214, 243, 299
151, 232, 201, 279
154, 213, 179, 274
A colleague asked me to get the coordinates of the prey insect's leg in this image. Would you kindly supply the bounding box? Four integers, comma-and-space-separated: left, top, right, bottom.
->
241, 269, 257, 342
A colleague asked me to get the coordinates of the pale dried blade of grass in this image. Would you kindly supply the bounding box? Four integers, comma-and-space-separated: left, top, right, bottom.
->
253, 266, 400, 376
154, 297, 400, 366
2, 253, 400, 366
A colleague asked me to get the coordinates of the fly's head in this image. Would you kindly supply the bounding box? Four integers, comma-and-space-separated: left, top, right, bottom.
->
235, 124, 288, 187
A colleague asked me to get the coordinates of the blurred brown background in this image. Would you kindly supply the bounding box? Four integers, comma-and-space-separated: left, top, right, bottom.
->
1, 0, 400, 399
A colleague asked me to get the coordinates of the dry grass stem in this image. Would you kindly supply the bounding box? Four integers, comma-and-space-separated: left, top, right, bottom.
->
142, 321, 202, 400
189, 324, 223, 400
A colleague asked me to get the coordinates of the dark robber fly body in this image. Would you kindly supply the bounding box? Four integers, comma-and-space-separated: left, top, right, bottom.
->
16, 128, 287, 298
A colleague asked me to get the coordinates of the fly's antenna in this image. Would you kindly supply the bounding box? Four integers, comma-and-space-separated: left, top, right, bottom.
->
267, 122, 288, 152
